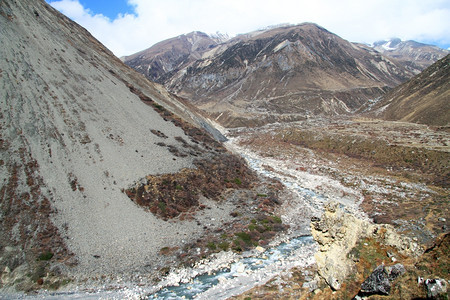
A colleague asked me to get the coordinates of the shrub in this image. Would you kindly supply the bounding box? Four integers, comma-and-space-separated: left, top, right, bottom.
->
235, 232, 252, 244
271, 215, 282, 223
38, 251, 53, 261
207, 242, 216, 250
218, 242, 229, 251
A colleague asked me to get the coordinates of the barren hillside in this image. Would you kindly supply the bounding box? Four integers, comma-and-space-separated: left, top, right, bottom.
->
125, 24, 418, 127
0, 0, 280, 292
370, 54, 450, 126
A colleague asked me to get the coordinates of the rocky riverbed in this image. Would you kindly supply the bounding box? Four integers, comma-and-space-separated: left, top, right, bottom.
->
2, 117, 448, 299
229, 117, 449, 299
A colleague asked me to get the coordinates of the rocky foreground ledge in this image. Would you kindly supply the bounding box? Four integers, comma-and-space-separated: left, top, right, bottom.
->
311, 202, 422, 291
236, 201, 449, 299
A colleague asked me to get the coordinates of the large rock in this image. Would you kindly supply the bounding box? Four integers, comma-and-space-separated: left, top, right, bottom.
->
359, 263, 406, 295
311, 202, 372, 290
310, 202, 421, 291
425, 278, 448, 299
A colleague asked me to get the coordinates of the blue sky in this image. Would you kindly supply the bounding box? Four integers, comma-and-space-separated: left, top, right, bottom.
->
48, 0, 450, 57
77, 0, 135, 19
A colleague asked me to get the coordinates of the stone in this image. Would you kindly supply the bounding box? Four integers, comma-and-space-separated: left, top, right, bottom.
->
425, 278, 448, 299
310, 202, 372, 290
236, 263, 246, 274
255, 246, 265, 253
311, 201, 421, 292
385, 263, 406, 280
359, 264, 405, 296
360, 265, 391, 295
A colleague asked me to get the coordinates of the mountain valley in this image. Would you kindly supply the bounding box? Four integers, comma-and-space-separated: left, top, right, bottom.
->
124, 24, 448, 128
0, 0, 449, 299
0, 0, 290, 294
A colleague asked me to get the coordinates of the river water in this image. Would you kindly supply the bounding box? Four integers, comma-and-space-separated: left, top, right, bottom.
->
142, 138, 344, 299
16, 136, 350, 299
149, 236, 315, 299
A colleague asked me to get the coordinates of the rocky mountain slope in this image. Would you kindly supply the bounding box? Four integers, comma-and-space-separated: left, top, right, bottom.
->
373, 38, 449, 73
0, 0, 282, 292
122, 31, 224, 84
369, 54, 450, 126
125, 24, 421, 127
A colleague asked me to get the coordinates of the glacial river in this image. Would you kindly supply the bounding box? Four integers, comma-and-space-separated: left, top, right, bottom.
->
143, 139, 335, 299
148, 236, 315, 299
17, 138, 343, 299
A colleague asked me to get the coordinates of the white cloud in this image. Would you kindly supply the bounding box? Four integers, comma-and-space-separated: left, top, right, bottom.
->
49, 0, 450, 57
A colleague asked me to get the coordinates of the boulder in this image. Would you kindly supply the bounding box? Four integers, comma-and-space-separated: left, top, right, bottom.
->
310, 201, 419, 291
425, 278, 448, 299
359, 263, 405, 296
311, 202, 372, 290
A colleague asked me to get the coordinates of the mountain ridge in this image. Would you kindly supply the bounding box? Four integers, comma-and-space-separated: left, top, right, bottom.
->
125, 23, 437, 127
368, 54, 450, 126
372, 38, 449, 74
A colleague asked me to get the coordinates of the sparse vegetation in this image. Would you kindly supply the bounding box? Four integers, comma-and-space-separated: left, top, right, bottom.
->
218, 241, 229, 251
207, 242, 217, 250
235, 232, 252, 245
278, 128, 449, 188
125, 153, 258, 219
38, 251, 54, 261
271, 215, 282, 224
232, 118, 449, 299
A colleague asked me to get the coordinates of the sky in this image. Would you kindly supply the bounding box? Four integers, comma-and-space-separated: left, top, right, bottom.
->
47, 0, 450, 57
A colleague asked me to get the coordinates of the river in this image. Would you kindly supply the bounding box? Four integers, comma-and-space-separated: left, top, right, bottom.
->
141, 137, 352, 299
15, 135, 360, 299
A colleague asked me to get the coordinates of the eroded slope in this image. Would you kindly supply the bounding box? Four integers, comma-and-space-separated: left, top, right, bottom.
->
370, 54, 450, 126
0, 0, 281, 292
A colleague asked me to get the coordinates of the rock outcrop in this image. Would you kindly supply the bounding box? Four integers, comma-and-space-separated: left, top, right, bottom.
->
311, 202, 422, 291
424, 278, 448, 299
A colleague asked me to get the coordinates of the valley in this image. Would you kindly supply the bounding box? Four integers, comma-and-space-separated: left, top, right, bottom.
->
230, 118, 449, 243
229, 117, 449, 299
29, 117, 447, 299
0, 0, 448, 298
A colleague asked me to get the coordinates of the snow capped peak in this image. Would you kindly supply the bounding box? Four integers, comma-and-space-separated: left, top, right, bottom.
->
373, 38, 402, 51
386, 38, 402, 48
209, 31, 231, 43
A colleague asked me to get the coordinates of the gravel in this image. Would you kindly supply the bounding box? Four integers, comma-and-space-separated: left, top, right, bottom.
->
0, 0, 235, 282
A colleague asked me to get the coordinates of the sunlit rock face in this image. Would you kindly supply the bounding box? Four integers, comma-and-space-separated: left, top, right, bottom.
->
310, 202, 422, 291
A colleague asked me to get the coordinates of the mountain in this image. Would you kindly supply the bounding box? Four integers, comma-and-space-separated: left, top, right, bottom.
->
372, 38, 449, 73
369, 54, 450, 126
0, 0, 269, 291
122, 31, 223, 84
125, 24, 417, 127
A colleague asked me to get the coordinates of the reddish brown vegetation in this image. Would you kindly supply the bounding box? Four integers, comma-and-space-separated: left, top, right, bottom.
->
0, 147, 75, 273
121, 80, 258, 219
126, 153, 258, 219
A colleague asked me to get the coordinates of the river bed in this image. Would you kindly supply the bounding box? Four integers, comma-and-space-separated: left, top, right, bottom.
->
140, 136, 359, 299
14, 134, 362, 299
